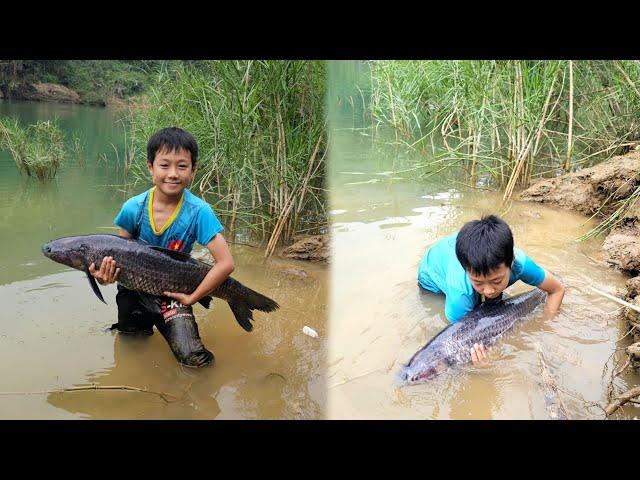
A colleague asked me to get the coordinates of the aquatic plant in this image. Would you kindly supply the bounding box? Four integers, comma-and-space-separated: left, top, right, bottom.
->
0, 118, 66, 181
123, 61, 327, 254
347, 61, 640, 203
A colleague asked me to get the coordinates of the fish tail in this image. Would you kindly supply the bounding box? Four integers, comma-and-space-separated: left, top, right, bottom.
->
245, 288, 279, 313
227, 289, 279, 332
229, 301, 255, 332
220, 278, 279, 331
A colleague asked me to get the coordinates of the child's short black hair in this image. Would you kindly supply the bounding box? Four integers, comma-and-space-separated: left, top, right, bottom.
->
455, 214, 514, 276
147, 127, 199, 167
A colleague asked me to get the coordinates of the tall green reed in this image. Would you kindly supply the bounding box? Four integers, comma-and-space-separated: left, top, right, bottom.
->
361, 60, 640, 203
347, 60, 640, 239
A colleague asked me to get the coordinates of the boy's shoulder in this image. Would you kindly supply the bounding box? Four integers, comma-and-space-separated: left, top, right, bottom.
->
121, 188, 151, 209
182, 188, 213, 212
432, 231, 458, 252
511, 247, 532, 275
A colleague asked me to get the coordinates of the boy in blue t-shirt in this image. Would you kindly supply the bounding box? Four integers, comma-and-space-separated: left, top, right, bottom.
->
89, 127, 235, 368
417, 215, 565, 365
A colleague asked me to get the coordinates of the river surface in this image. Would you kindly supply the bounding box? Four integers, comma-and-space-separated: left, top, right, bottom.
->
326, 65, 640, 419
0, 100, 327, 419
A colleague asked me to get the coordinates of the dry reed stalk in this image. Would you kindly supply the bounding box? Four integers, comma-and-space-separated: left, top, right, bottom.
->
565, 60, 574, 172
502, 70, 558, 202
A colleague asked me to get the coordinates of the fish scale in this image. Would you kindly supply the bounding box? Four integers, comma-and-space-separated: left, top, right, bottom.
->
399, 288, 547, 384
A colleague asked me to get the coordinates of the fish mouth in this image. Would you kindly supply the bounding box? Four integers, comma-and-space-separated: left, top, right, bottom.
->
42, 242, 56, 259
402, 366, 440, 385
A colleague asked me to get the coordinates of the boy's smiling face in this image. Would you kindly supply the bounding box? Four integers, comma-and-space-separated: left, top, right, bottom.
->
467, 263, 511, 299
147, 147, 196, 198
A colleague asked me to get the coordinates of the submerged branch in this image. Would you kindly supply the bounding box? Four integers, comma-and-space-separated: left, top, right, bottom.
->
604, 386, 640, 416
588, 286, 640, 314
0, 384, 180, 403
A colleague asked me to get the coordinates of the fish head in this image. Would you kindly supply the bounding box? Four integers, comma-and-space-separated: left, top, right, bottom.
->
42, 236, 92, 271
403, 365, 440, 385
398, 348, 450, 386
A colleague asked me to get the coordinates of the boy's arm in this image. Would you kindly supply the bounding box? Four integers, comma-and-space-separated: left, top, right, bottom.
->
164, 233, 235, 306
538, 270, 565, 319
88, 228, 131, 285
517, 252, 565, 319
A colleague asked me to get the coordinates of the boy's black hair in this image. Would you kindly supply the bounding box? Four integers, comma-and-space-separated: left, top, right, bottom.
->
455, 214, 514, 276
147, 127, 198, 167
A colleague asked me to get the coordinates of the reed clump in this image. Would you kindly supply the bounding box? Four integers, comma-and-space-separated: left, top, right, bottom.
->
0, 118, 66, 181
352, 61, 640, 203
123, 61, 327, 254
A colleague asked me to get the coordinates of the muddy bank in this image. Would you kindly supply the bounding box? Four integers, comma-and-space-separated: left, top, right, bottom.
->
279, 234, 330, 264
521, 152, 640, 376
2, 82, 83, 104
521, 152, 640, 275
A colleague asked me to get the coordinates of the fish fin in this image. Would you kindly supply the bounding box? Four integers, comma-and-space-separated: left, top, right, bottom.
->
198, 295, 213, 309
228, 301, 254, 332
85, 270, 107, 304
149, 246, 192, 262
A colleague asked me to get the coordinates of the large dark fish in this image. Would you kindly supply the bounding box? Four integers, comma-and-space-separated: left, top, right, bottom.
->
398, 288, 547, 385
42, 234, 279, 332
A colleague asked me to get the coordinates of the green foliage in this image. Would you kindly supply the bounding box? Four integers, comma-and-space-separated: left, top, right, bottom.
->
0, 60, 157, 104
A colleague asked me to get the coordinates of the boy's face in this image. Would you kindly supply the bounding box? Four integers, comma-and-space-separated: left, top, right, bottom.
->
147, 147, 196, 198
467, 263, 510, 300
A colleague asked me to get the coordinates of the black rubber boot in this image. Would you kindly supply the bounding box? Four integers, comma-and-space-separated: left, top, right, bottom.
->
112, 285, 155, 335
154, 301, 215, 368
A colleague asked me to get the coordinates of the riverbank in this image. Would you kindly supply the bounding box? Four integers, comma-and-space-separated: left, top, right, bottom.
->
0, 81, 140, 107
520, 151, 640, 415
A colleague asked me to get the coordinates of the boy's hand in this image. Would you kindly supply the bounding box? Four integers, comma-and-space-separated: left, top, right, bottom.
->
88, 256, 120, 285
470, 343, 491, 368
163, 291, 195, 306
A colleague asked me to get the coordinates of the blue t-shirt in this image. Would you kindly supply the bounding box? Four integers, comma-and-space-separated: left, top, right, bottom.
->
114, 187, 224, 253
417, 232, 546, 323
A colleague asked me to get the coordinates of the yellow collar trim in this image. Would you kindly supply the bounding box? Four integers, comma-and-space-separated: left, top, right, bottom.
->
148, 186, 184, 236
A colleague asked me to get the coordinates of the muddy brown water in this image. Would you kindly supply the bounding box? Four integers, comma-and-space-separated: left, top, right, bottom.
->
326, 109, 640, 420
0, 101, 327, 419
